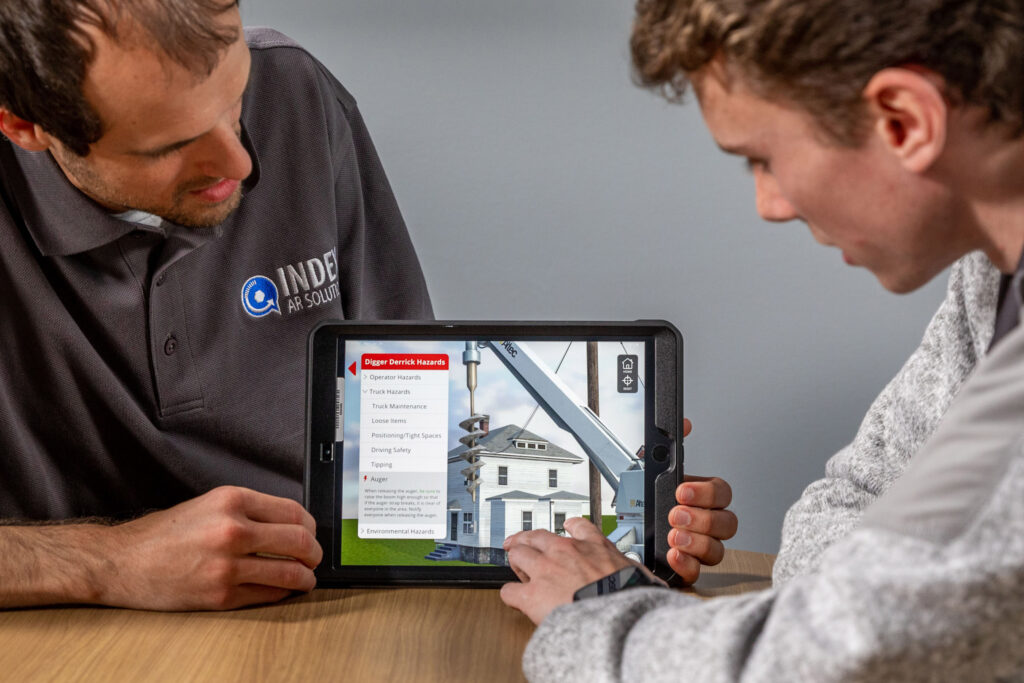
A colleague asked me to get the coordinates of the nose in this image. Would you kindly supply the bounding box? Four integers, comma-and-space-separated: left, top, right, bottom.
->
193, 120, 252, 182
753, 166, 798, 222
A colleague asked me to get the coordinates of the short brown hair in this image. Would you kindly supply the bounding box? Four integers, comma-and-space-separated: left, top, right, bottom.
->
630, 0, 1024, 145
0, 0, 241, 156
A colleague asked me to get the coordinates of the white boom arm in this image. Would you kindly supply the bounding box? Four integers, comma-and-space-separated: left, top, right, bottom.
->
483, 341, 641, 492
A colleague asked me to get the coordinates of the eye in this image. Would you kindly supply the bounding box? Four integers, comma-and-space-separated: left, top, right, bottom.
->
143, 144, 187, 160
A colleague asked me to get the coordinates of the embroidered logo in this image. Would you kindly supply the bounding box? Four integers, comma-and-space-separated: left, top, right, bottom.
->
241, 276, 281, 318
241, 248, 341, 319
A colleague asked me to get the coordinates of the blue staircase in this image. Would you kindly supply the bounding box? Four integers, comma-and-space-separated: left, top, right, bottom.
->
425, 543, 460, 561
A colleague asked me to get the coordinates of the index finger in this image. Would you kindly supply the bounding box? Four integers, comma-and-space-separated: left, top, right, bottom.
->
250, 523, 323, 569
677, 476, 732, 509
503, 529, 567, 554
561, 517, 606, 543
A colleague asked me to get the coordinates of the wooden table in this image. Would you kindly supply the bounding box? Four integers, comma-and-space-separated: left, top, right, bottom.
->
0, 550, 773, 682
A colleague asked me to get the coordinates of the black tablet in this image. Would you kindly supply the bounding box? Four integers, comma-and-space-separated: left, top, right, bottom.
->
305, 320, 684, 586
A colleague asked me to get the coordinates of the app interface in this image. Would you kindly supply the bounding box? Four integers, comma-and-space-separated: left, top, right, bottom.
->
336, 339, 646, 567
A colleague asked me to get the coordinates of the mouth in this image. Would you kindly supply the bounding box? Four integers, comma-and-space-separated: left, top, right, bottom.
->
188, 178, 240, 204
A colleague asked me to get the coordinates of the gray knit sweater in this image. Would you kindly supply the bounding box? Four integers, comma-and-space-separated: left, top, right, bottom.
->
523, 252, 1024, 681
773, 251, 1000, 584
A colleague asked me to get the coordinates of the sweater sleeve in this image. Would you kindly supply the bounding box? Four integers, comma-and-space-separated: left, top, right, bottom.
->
526, 507, 1024, 682
525, 318, 1024, 680
772, 251, 999, 585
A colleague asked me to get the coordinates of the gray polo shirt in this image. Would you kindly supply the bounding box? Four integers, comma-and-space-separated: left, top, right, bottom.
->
0, 29, 432, 520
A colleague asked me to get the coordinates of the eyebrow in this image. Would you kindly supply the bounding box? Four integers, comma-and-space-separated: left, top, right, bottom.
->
715, 141, 767, 168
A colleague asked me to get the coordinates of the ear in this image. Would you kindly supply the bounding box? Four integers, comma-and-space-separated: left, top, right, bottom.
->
0, 109, 54, 152
863, 67, 948, 173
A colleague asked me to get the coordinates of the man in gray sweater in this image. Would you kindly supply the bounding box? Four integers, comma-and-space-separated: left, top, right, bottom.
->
500, 1, 1024, 679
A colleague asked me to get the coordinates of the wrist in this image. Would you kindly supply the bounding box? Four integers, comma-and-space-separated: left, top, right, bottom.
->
75, 522, 127, 605
43, 523, 121, 605
573, 565, 665, 601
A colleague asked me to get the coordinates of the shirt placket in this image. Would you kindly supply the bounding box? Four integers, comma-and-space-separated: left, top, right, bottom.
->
145, 226, 215, 417
148, 263, 204, 416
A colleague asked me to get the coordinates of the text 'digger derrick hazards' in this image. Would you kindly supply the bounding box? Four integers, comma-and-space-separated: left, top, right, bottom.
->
358, 353, 449, 539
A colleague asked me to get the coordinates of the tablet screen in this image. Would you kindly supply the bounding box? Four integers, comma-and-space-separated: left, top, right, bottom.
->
333, 339, 647, 568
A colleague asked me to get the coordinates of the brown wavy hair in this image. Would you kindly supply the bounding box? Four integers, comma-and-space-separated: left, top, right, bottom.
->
630, 0, 1024, 145
0, 0, 240, 156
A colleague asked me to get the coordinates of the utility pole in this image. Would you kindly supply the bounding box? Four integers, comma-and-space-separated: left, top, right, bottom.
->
586, 342, 602, 532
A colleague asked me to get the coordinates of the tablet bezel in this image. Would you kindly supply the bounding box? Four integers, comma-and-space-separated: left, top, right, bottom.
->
305, 320, 683, 587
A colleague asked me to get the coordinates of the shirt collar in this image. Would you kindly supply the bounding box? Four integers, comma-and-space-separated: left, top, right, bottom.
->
8, 123, 261, 257
110, 209, 166, 230
988, 246, 1024, 351
1006, 247, 1024, 312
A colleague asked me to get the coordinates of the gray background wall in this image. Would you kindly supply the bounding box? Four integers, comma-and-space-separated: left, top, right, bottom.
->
242, 0, 949, 553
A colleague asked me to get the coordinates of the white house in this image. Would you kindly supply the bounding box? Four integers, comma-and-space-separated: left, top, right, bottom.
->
426, 422, 588, 565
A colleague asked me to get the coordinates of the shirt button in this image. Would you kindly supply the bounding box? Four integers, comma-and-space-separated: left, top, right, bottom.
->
155, 274, 165, 287
164, 336, 178, 356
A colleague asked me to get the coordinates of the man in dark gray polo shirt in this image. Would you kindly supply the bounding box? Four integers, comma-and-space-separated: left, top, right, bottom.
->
0, 1, 431, 609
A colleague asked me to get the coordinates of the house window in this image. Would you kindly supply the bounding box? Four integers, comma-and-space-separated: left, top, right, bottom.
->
527, 443, 537, 449
463, 512, 475, 534
548, 469, 557, 488
555, 513, 566, 534
515, 440, 527, 449
537, 443, 547, 451
498, 466, 508, 486
522, 511, 532, 531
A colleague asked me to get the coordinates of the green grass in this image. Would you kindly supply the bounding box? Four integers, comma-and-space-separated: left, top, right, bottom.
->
583, 515, 619, 536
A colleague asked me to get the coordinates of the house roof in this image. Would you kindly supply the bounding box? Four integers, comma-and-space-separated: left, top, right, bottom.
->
539, 491, 588, 501
485, 489, 590, 502
485, 490, 540, 501
448, 423, 584, 463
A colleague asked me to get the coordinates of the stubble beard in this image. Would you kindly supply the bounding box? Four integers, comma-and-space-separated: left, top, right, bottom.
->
53, 149, 244, 229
